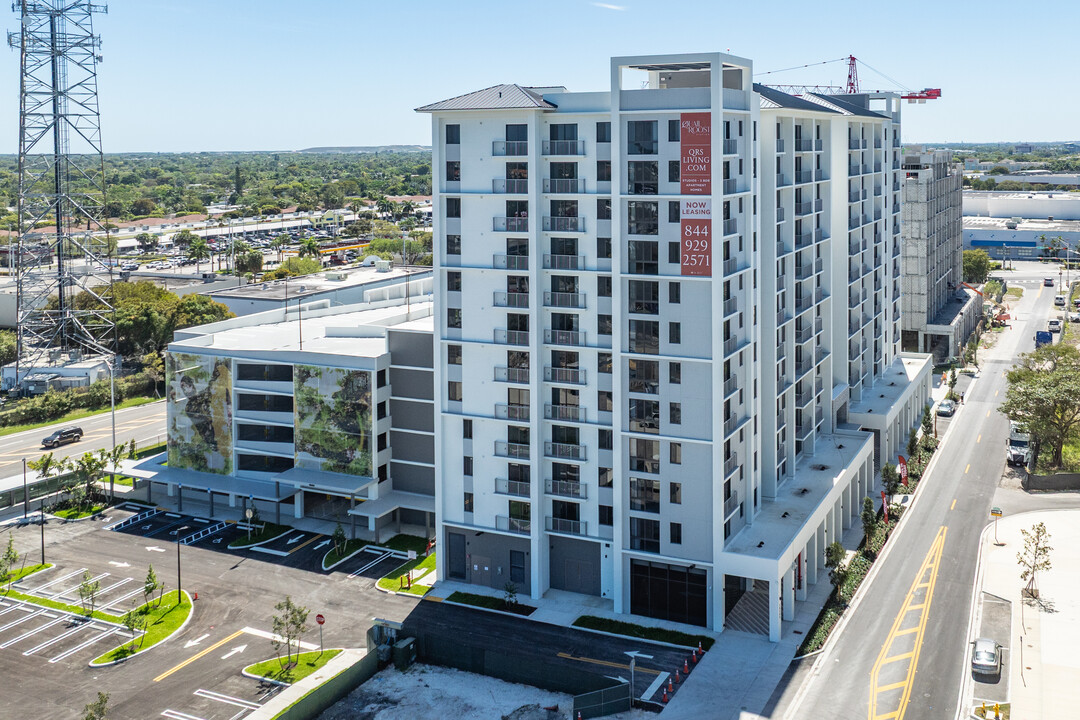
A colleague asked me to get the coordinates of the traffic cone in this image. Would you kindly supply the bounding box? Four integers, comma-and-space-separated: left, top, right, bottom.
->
674, 669, 681, 684
662, 689, 669, 703
668, 677, 674, 693
698, 640, 704, 653
684, 658, 690, 674
691, 648, 699, 664
577, 713, 583, 720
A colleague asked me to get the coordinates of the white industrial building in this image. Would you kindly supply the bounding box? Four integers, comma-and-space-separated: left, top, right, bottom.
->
419, 52, 931, 640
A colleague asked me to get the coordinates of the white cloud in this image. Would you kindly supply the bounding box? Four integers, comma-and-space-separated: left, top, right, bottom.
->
591, 2, 626, 10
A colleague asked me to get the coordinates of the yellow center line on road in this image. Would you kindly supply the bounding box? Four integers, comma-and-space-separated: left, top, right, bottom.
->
951, 499, 957, 510
995, 390, 999, 397
965, 464, 971, 474
986, 410, 991, 418
977, 434, 982, 443
868, 526, 947, 720
154, 629, 245, 682
556, 651, 661, 675
288, 533, 325, 555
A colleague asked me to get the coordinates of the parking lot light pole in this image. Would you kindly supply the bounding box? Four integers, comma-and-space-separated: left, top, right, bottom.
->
105, 358, 117, 503
22, 458, 28, 519
176, 535, 182, 605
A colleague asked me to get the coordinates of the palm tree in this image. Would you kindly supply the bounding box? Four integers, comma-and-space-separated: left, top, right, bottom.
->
400, 200, 416, 218
298, 236, 321, 259
99, 445, 127, 504
187, 236, 210, 273
72, 452, 106, 511
375, 196, 394, 219
271, 234, 288, 264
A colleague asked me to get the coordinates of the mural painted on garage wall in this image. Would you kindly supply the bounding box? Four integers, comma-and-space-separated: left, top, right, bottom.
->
166, 352, 234, 474
294, 365, 372, 476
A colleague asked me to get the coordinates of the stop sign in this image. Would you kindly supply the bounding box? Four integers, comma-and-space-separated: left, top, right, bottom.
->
315, 613, 325, 626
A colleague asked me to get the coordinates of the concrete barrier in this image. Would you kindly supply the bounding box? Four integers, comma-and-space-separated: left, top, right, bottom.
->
1022, 471, 1080, 491
247, 648, 377, 720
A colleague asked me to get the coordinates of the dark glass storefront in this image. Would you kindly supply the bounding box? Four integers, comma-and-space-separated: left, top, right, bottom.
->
630, 559, 708, 627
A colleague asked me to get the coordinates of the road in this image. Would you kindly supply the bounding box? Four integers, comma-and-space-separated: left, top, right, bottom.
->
0, 401, 165, 480
783, 263, 1057, 720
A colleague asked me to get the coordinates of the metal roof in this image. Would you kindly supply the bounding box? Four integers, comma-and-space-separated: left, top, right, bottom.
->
416, 83, 557, 112
809, 93, 889, 119
754, 84, 839, 114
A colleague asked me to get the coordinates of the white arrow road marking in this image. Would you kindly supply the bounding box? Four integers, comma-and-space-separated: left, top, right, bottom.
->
146, 546, 166, 553
314, 539, 331, 550
286, 534, 305, 545
184, 633, 210, 649
221, 644, 247, 660
109, 561, 130, 568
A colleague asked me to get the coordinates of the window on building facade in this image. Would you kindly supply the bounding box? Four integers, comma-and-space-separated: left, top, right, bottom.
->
670, 402, 682, 425
628, 319, 660, 355
629, 358, 659, 394
629, 438, 660, 474
446, 197, 460, 218
630, 477, 661, 513
446, 234, 461, 255
463, 419, 472, 439
447, 308, 461, 329
670, 522, 682, 545
598, 352, 612, 374
627, 201, 659, 235
448, 344, 462, 364
669, 362, 681, 384
670, 482, 682, 504
464, 491, 473, 512
447, 271, 462, 291
596, 121, 611, 143
598, 275, 612, 297
599, 466, 613, 487
597, 160, 611, 182
627, 120, 658, 155
630, 517, 661, 552
599, 505, 613, 526
597, 236, 612, 259
628, 161, 658, 195
446, 124, 460, 144
597, 198, 611, 219
627, 240, 658, 274
670, 442, 682, 465
446, 161, 460, 182
448, 381, 463, 402
669, 322, 681, 344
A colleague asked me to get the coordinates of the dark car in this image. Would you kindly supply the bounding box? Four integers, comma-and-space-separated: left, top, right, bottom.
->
1045, 277, 1056, 287
41, 426, 83, 448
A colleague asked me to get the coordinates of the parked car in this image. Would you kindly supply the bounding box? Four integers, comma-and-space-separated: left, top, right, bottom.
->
1070, 312, 1080, 323
1045, 277, 1056, 287
1054, 294, 1066, 307
1049, 318, 1062, 333
41, 426, 83, 448
936, 399, 956, 417
971, 637, 1002, 677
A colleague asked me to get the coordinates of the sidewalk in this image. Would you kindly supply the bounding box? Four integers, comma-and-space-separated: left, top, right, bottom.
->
971, 509, 1080, 718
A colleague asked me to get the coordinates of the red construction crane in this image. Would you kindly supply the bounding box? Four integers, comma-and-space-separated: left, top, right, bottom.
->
758, 55, 941, 102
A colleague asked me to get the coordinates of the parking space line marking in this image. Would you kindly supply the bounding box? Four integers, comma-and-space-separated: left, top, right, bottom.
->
350, 551, 393, 577
24, 621, 91, 655
1, 616, 66, 649
154, 630, 245, 682
161, 711, 207, 720
49, 627, 120, 663
965, 464, 970, 474
0, 607, 48, 634
977, 434, 981, 443
95, 577, 134, 599
28, 568, 85, 594
194, 689, 261, 710
47, 572, 110, 600
103, 587, 146, 613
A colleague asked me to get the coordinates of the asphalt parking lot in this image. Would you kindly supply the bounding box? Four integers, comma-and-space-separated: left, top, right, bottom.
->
0, 505, 420, 720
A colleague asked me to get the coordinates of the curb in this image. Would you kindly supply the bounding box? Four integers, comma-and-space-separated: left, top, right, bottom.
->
437, 597, 539, 620
565, 622, 702, 652
88, 590, 195, 667
956, 518, 993, 720
240, 648, 346, 688
227, 527, 291, 551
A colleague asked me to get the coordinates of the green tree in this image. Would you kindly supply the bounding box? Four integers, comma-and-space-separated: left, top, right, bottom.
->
1017, 522, 1053, 597
82, 692, 110, 720
0, 535, 18, 583
298, 237, 321, 259
271, 234, 289, 263
861, 496, 878, 547
988, 165, 1010, 175
172, 294, 234, 331
187, 236, 211, 273
143, 564, 158, 608
375, 195, 394, 218
948, 368, 958, 397
122, 604, 147, 648
332, 523, 347, 556
921, 405, 934, 438
907, 426, 919, 459
135, 232, 158, 253
271, 596, 310, 668
72, 452, 106, 510
27, 452, 59, 485
1000, 343, 1080, 467
77, 569, 101, 618
234, 163, 244, 196
0, 329, 16, 366
824, 541, 849, 600
881, 462, 900, 496
235, 248, 264, 275
963, 249, 991, 284
131, 198, 157, 216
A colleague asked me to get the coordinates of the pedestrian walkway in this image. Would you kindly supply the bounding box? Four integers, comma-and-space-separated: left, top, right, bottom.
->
969, 509, 1080, 719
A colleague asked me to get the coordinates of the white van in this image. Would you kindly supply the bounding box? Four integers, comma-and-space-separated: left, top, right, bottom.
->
1054, 294, 1066, 307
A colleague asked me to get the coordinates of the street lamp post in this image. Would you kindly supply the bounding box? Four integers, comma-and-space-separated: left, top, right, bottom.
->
176, 533, 182, 605
105, 358, 117, 502
22, 458, 28, 519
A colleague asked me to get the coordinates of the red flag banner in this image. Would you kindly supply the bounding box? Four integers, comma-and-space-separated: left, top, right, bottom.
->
881, 491, 889, 524
898, 455, 909, 487
680, 112, 711, 195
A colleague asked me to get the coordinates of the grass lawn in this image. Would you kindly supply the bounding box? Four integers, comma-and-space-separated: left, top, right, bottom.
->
228, 523, 291, 549
446, 591, 535, 616
244, 649, 342, 685
1, 563, 52, 586
108, 474, 134, 487
92, 591, 193, 664
53, 503, 107, 520
377, 552, 435, 595
572, 615, 714, 650
0, 396, 159, 437
1004, 286, 1023, 299
133, 441, 166, 459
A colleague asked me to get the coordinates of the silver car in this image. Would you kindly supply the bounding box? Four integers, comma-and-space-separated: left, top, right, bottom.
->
971, 637, 1002, 677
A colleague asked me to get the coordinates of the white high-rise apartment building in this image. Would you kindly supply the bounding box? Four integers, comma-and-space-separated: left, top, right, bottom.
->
420, 52, 931, 641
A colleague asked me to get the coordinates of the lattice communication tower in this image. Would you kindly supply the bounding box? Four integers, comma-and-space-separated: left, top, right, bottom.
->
7, 1, 114, 378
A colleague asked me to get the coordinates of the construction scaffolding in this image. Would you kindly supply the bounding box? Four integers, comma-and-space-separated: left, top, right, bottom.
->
7, 1, 115, 383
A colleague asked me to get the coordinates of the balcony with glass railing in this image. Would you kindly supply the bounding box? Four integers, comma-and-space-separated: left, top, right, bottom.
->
493, 140, 528, 156
545, 404, 585, 422
795, 231, 814, 250
794, 201, 813, 216
545, 329, 585, 346
494, 366, 530, 384
494, 216, 528, 232
495, 440, 530, 459
723, 218, 739, 236
494, 328, 529, 346
547, 516, 587, 535
496, 403, 530, 421
723, 375, 739, 397
724, 490, 740, 517
543, 140, 585, 156
543, 254, 584, 270
794, 170, 813, 184
723, 297, 739, 317
544, 291, 586, 309
545, 442, 585, 460
495, 478, 530, 497
496, 515, 531, 534
544, 178, 585, 194
724, 453, 739, 477
544, 366, 586, 384
775, 138, 785, 153
493, 253, 529, 270
723, 413, 747, 436
777, 173, 789, 187
493, 291, 530, 308
724, 138, 739, 155
546, 479, 587, 499
544, 216, 584, 232
493, 178, 529, 194
776, 206, 786, 223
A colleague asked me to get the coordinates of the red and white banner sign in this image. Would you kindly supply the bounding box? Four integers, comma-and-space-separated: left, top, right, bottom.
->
680, 199, 711, 277
881, 491, 889, 523
680, 112, 711, 195
898, 455, 909, 487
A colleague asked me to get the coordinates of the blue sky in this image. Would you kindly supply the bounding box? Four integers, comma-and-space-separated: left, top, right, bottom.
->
2, 0, 1075, 152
